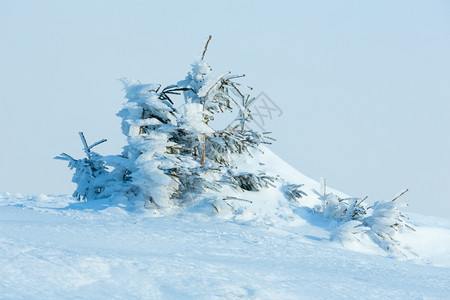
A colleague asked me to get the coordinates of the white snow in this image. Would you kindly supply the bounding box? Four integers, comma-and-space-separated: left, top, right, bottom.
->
1, 149, 449, 299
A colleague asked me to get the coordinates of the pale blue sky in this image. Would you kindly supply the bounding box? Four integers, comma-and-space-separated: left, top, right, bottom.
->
1, 0, 449, 217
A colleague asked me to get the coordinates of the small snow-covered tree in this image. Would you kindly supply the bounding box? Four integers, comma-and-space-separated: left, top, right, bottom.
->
54, 132, 108, 201
311, 179, 414, 255
362, 189, 415, 256
312, 191, 368, 222
56, 36, 293, 213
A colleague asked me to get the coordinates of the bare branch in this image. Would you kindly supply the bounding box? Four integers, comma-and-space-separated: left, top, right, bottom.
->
223, 200, 236, 211
358, 196, 369, 204
392, 189, 409, 202
201, 35, 212, 60
229, 82, 245, 98
223, 196, 253, 203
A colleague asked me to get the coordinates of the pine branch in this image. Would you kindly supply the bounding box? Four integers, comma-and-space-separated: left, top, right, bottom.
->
79, 132, 90, 157
88, 139, 107, 152
202, 72, 232, 112
77, 133, 106, 157
225, 74, 246, 81
54, 153, 76, 162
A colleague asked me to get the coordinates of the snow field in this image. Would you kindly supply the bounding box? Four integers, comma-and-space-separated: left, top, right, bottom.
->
1, 192, 449, 299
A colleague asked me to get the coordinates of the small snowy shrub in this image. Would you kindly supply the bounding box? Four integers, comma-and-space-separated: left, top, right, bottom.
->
312, 189, 369, 222
55, 133, 109, 201
362, 189, 415, 256
312, 183, 414, 256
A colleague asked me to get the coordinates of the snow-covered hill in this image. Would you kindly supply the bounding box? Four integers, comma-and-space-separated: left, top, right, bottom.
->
1, 148, 450, 299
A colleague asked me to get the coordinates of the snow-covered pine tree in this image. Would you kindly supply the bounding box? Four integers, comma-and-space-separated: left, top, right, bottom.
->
56, 36, 295, 213
312, 189, 368, 221
310, 179, 414, 255
362, 189, 415, 256
54, 132, 109, 201
117, 79, 191, 209
311, 178, 370, 243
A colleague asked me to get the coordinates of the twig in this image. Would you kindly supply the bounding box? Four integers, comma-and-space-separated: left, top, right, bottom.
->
223, 200, 236, 211
358, 196, 369, 204
201, 35, 212, 61
223, 196, 253, 203
392, 189, 409, 202
230, 82, 245, 98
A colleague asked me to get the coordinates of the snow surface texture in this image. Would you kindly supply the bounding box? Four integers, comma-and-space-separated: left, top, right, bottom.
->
1, 148, 450, 299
